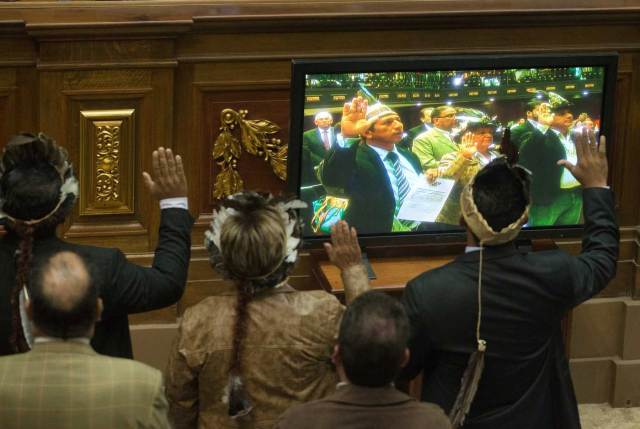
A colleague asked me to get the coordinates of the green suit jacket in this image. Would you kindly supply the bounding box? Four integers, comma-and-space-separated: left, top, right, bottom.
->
0, 341, 170, 428
412, 128, 459, 171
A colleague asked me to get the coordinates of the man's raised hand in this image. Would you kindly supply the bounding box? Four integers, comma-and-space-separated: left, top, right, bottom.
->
557, 129, 608, 188
323, 221, 362, 271
340, 96, 368, 138
142, 147, 188, 200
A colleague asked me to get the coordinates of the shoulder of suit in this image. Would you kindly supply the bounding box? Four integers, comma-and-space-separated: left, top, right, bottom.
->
86, 353, 163, 382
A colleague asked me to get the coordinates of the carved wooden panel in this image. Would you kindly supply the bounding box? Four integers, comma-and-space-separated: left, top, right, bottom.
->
199, 86, 290, 210
78, 108, 135, 216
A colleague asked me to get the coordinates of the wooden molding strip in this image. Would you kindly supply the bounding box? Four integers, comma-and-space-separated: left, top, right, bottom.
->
26, 20, 192, 39
37, 60, 179, 71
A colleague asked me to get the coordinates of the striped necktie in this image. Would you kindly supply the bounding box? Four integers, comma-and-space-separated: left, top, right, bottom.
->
321, 130, 331, 150
386, 152, 411, 210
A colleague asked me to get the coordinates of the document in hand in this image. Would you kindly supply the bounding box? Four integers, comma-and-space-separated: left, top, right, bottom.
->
397, 179, 455, 222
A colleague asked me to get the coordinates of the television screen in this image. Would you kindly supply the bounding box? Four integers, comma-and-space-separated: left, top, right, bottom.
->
288, 53, 617, 243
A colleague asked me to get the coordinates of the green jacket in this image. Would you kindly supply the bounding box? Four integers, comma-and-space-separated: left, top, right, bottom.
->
411, 128, 459, 171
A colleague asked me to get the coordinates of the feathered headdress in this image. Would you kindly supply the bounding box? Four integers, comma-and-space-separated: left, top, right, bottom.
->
0, 132, 78, 225
204, 192, 306, 288
450, 130, 531, 428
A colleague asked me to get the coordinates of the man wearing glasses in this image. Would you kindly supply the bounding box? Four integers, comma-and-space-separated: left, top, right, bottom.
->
411, 106, 459, 178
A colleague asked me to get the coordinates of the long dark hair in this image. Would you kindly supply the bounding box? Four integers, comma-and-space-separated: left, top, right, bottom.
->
205, 192, 302, 419
0, 133, 76, 353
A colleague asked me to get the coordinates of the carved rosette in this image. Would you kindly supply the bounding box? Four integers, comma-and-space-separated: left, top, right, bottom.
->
212, 108, 287, 199
95, 125, 121, 202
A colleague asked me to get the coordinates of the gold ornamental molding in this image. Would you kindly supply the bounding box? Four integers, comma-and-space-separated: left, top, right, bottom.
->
212, 108, 287, 199
79, 108, 135, 216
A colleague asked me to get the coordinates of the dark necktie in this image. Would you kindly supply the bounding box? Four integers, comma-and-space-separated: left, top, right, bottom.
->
386, 152, 411, 209
321, 130, 331, 150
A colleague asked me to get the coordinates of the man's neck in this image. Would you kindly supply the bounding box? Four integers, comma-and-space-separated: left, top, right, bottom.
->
366, 140, 395, 151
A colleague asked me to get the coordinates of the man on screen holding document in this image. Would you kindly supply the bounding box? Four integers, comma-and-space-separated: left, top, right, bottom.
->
318, 97, 450, 234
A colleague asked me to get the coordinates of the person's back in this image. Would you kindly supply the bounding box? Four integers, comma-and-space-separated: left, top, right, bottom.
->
276, 291, 451, 429
406, 240, 605, 425
166, 194, 370, 429
169, 289, 342, 428
402, 131, 617, 428
0, 250, 170, 428
0, 343, 168, 429
0, 133, 193, 358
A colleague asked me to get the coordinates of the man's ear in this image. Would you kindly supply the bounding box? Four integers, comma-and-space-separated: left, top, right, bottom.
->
96, 298, 104, 322
331, 344, 341, 366
399, 348, 411, 368
25, 293, 34, 322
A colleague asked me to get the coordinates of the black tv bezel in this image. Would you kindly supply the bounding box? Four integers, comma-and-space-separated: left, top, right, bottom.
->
288, 52, 618, 248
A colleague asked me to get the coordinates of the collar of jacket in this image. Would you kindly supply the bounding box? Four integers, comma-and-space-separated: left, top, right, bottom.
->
30, 340, 97, 356
454, 241, 521, 263
327, 383, 413, 407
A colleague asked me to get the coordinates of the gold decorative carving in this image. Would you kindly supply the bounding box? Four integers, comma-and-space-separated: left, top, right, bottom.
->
212, 108, 287, 199
95, 125, 121, 202
79, 108, 135, 216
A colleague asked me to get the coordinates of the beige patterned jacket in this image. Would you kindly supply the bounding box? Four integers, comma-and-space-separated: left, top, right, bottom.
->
0, 341, 170, 429
166, 285, 344, 429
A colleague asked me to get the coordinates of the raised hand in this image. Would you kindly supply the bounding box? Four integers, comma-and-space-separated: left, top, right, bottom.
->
460, 132, 476, 159
323, 220, 362, 271
557, 129, 608, 188
340, 96, 368, 138
142, 147, 188, 200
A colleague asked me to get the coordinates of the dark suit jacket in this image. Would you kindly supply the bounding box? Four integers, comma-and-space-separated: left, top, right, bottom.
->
402, 188, 618, 429
302, 127, 338, 169
318, 141, 422, 234
511, 120, 567, 205
0, 208, 193, 358
275, 383, 452, 429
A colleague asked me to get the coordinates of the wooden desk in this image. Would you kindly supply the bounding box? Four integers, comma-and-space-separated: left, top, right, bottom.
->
315, 255, 455, 294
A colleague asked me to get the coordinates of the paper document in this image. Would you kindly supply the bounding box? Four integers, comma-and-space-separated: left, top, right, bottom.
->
397, 179, 455, 222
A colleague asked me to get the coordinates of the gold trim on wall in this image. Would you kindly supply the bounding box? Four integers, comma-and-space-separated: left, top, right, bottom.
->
79, 108, 135, 216
212, 108, 287, 199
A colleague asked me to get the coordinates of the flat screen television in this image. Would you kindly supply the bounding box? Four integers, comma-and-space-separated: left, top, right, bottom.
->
287, 53, 618, 246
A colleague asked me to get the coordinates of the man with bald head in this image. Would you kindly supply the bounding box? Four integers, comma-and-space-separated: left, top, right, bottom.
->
0, 250, 171, 428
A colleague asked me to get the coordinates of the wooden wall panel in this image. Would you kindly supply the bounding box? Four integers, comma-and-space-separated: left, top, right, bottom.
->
0, 1, 639, 317
32, 34, 178, 252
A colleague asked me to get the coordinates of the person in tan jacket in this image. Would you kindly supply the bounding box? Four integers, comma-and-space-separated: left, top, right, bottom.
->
165, 192, 369, 429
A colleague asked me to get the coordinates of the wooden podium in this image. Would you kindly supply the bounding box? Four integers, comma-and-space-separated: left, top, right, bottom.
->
311, 243, 467, 297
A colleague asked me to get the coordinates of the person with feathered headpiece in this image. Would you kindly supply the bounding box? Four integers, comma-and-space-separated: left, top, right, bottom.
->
400, 129, 617, 429
165, 192, 370, 428
0, 132, 194, 358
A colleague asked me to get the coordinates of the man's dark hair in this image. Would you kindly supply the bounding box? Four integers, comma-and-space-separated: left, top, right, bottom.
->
338, 291, 410, 387
0, 163, 61, 221
28, 250, 99, 339
472, 159, 530, 232
430, 106, 452, 120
